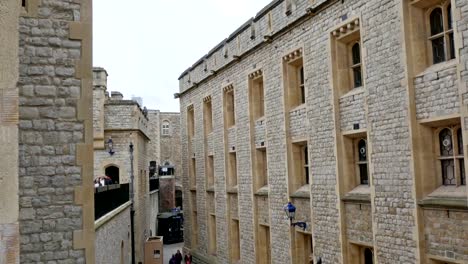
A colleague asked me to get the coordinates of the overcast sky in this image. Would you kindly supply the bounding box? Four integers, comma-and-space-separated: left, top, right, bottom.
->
93, 0, 272, 112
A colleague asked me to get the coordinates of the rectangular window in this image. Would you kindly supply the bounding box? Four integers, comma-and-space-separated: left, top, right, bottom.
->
190, 158, 196, 188
208, 214, 217, 255
289, 141, 309, 192
190, 191, 198, 248
437, 127, 465, 186
224, 87, 235, 127
204, 97, 213, 134
230, 219, 241, 263
256, 225, 271, 264
356, 139, 369, 185
249, 72, 265, 120
187, 106, 195, 139
228, 152, 238, 187
283, 51, 305, 109
254, 148, 268, 190
330, 19, 363, 96
206, 155, 214, 188
294, 232, 313, 264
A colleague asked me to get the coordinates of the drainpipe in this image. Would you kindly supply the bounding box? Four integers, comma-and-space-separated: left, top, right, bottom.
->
129, 142, 136, 264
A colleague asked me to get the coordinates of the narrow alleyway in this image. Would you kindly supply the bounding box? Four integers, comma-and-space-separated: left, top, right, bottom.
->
163, 242, 184, 263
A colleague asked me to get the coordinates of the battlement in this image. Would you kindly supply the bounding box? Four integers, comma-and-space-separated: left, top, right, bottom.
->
178, 0, 332, 94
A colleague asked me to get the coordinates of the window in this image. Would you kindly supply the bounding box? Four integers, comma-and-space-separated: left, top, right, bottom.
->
224, 85, 235, 127
204, 97, 213, 134
294, 232, 313, 264
190, 158, 196, 188
253, 148, 268, 191
428, 4, 455, 64
351, 42, 363, 88
364, 248, 374, 264
206, 155, 214, 188
249, 70, 265, 120
22, 0, 26, 7
187, 105, 195, 139
330, 19, 363, 96
162, 121, 170, 135
283, 50, 305, 109
208, 214, 217, 255
357, 139, 369, 185
105, 165, 119, 184
437, 127, 465, 186
289, 141, 309, 192
256, 225, 271, 264
230, 219, 241, 263
228, 152, 238, 187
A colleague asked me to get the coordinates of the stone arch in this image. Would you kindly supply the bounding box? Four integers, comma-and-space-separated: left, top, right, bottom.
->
104, 164, 120, 184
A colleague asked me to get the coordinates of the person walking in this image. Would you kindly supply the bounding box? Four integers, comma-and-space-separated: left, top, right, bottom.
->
175, 250, 182, 264
169, 254, 176, 264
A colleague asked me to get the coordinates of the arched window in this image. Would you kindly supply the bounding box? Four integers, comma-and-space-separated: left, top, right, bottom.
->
364, 248, 373, 264
351, 42, 362, 88
105, 165, 119, 184
437, 127, 466, 186
162, 121, 170, 135
429, 5, 455, 64
357, 139, 368, 185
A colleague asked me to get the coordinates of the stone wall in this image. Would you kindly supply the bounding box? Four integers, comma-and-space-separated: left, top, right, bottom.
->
95, 203, 131, 264
178, 0, 468, 263
159, 112, 181, 185
149, 190, 159, 236
18, 0, 95, 262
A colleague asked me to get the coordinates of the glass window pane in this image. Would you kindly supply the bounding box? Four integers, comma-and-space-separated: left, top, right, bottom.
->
457, 128, 463, 155
447, 4, 452, 30
441, 159, 455, 185
352, 43, 361, 65
459, 159, 465, 185
364, 248, 374, 264
353, 67, 362, 88
432, 37, 446, 64
449, 33, 455, 60
439, 128, 453, 156
299, 67, 304, 85
358, 139, 367, 161
359, 164, 368, 185
430, 8, 444, 35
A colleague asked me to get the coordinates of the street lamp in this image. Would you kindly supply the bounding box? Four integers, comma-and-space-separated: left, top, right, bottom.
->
107, 138, 115, 155
283, 201, 307, 231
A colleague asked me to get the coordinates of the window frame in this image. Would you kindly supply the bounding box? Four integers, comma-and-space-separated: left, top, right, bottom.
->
162, 120, 170, 136
435, 126, 465, 186
355, 138, 369, 185
425, 3, 455, 65
349, 41, 363, 89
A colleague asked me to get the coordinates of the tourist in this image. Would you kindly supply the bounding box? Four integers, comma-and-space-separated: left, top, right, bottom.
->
175, 250, 182, 264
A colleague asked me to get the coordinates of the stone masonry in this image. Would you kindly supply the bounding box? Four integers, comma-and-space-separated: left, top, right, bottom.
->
178, 0, 468, 263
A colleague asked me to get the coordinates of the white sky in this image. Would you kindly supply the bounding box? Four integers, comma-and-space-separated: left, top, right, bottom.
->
93, 0, 272, 112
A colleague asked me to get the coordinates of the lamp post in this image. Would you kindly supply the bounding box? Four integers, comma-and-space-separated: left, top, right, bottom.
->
283, 201, 307, 231
129, 142, 136, 264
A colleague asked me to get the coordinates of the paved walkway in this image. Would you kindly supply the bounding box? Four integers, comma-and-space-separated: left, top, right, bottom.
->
163, 242, 184, 263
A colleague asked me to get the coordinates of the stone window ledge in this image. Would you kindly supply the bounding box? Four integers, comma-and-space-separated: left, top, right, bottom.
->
342, 185, 371, 204
206, 186, 215, 192
415, 59, 457, 78
340, 86, 365, 99
290, 184, 310, 198
419, 186, 468, 210
227, 186, 238, 194
255, 185, 269, 196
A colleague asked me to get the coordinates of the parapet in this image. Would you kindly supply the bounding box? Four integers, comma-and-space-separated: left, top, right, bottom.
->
177, 0, 332, 95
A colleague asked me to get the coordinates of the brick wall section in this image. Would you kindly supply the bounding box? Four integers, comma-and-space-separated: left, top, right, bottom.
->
423, 209, 468, 261
344, 203, 373, 245
95, 206, 131, 264
18, 0, 86, 262
289, 106, 307, 140
339, 89, 367, 131
414, 64, 459, 120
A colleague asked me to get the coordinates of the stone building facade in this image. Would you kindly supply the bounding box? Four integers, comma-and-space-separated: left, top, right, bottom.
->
177, 0, 468, 263
0, 0, 95, 263
93, 67, 152, 264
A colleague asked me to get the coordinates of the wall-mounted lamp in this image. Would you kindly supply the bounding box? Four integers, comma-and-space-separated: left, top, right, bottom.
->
107, 138, 115, 155
283, 201, 307, 231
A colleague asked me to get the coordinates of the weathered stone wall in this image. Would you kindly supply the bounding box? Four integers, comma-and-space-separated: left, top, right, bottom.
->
414, 64, 459, 120
344, 203, 373, 245
18, 0, 95, 262
94, 131, 132, 183
147, 110, 160, 164
289, 106, 307, 141
149, 190, 159, 236
339, 89, 367, 131
95, 204, 131, 264
423, 209, 468, 261
254, 118, 266, 148
0, 1, 20, 263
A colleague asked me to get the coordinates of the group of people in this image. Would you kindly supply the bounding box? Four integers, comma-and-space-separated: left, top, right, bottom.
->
169, 250, 192, 264
93, 176, 113, 187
